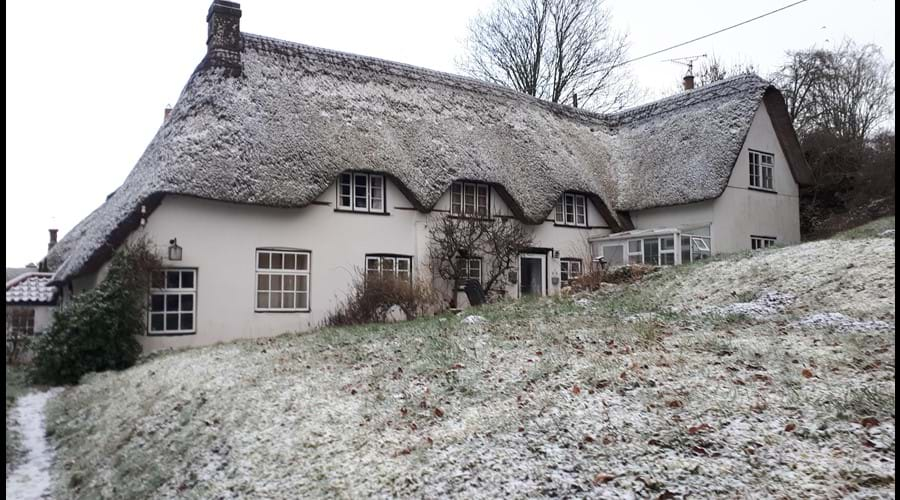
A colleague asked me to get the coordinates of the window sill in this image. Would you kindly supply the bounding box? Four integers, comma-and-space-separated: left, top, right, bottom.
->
254, 309, 311, 314
334, 209, 391, 216
553, 223, 589, 229
147, 331, 196, 337
748, 187, 777, 194
448, 214, 493, 221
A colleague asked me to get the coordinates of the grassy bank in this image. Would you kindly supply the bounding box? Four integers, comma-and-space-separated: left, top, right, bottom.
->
47, 235, 895, 498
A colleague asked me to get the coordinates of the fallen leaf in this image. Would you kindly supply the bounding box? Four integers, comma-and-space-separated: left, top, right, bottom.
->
433, 407, 445, 418
583, 435, 595, 443
450, 363, 465, 369
666, 400, 683, 408
592, 473, 615, 485
657, 491, 677, 500
785, 423, 796, 432
572, 385, 582, 395
802, 368, 814, 378
861, 417, 880, 428
518, 426, 525, 432
687, 423, 712, 435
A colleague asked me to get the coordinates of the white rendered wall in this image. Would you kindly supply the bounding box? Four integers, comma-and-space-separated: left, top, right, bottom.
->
124, 178, 610, 350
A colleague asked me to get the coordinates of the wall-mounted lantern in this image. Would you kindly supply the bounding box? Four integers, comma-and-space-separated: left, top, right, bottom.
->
552, 249, 560, 259
168, 238, 183, 261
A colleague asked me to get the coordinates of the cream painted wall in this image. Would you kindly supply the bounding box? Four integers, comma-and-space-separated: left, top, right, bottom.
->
120, 177, 609, 350
625, 102, 801, 255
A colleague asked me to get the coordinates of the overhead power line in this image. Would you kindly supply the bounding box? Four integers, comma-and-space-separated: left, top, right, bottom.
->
612, 0, 812, 70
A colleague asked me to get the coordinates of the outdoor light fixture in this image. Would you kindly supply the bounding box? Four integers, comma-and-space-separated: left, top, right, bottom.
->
168, 238, 183, 261
553, 250, 560, 259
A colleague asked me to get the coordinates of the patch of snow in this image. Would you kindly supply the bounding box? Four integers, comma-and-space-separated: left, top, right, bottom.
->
574, 298, 593, 307
798, 312, 895, 332
878, 229, 895, 237
695, 290, 795, 319
6, 388, 64, 500
461, 315, 487, 325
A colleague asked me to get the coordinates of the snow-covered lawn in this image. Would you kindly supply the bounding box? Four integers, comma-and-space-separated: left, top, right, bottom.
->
46, 236, 895, 499
7, 388, 64, 500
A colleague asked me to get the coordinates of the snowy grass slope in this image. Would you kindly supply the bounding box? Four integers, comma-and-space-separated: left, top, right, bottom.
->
46, 235, 895, 499
6, 365, 29, 478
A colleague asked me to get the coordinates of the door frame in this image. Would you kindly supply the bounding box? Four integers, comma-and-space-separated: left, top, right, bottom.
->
518, 252, 548, 297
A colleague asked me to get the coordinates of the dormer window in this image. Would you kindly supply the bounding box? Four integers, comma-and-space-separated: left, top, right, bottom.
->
555, 193, 587, 227
338, 172, 385, 213
450, 181, 490, 218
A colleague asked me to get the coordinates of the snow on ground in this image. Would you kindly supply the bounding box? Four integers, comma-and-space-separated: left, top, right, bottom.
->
45, 236, 895, 499
7, 388, 64, 500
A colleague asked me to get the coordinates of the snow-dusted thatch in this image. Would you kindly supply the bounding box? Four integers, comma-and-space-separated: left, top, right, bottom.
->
45, 31, 810, 284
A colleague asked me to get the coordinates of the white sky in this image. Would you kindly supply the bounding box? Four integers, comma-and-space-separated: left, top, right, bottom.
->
5, 0, 895, 267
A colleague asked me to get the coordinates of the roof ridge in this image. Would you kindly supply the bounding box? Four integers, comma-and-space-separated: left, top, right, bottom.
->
241, 32, 611, 125
609, 73, 771, 125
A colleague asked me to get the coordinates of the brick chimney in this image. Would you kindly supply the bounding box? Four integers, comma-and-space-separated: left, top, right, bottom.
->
206, 0, 242, 76
48, 228, 58, 251
164, 106, 173, 123
683, 74, 695, 91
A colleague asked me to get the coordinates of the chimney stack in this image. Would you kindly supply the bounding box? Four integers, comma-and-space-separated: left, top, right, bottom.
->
205, 1, 243, 76
164, 106, 173, 123
683, 74, 695, 91
48, 229, 58, 251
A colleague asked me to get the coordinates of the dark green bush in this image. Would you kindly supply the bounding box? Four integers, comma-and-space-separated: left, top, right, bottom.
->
30, 238, 161, 385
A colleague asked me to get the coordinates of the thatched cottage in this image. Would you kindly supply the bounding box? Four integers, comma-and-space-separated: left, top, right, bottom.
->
42, 1, 812, 350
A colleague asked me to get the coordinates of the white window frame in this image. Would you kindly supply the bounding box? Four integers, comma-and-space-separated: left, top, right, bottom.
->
627, 239, 643, 265
749, 151, 775, 191
751, 236, 777, 250
659, 236, 676, 266
149, 268, 197, 335
450, 181, 490, 218
338, 172, 386, 214
366, 255, 413, 282
560, 259, 583, 284
255, 250, 311, 312
556, 193, 587, 227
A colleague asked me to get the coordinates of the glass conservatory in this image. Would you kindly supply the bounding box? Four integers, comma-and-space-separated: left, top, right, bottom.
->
589, 226, 712, 268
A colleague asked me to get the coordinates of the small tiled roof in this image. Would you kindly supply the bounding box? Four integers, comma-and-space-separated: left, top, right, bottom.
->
6, 267, 36, 282
6, 272, 57, 304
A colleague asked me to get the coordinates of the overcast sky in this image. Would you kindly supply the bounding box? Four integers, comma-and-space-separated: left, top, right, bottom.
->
5, 0, 895, 267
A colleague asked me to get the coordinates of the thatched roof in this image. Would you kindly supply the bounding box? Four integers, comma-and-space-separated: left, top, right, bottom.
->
44, 22, 811, 284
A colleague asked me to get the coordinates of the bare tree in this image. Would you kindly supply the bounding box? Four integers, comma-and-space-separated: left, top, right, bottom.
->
772, 40, 895, 142
460, 0, 632, 111
428, 215, 533, 298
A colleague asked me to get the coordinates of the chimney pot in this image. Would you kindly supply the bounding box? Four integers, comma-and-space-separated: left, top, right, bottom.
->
205, 1, 243, 76
164, 106, 173, 123
683, 74, 695, 91
48, 228, 59, 251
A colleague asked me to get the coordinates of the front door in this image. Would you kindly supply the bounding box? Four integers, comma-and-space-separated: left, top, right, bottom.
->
519, 253, 546, 297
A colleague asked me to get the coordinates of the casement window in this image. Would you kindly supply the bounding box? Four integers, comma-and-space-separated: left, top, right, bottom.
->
7, 309, 35, 336
256, 250, 310, 312
749, 151, 774, 191
555, 193, 587, 227
450, 181, 490, 218
149, 269, 197, 334
560, 259, 583, 285
456, 257, 482, 284
751, 236, 777, 250
366, 255, 412, 282
338, 172, 385, 213
681, 236, 711, 263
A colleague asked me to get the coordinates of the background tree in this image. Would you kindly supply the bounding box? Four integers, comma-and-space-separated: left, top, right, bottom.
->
692, 54, 757, 87
428, 215, 533, 300
460, 0, 632, 111
771, 39, 895, 237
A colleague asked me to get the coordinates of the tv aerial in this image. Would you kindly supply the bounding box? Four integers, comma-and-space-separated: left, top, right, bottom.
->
662, 53, 708, 76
